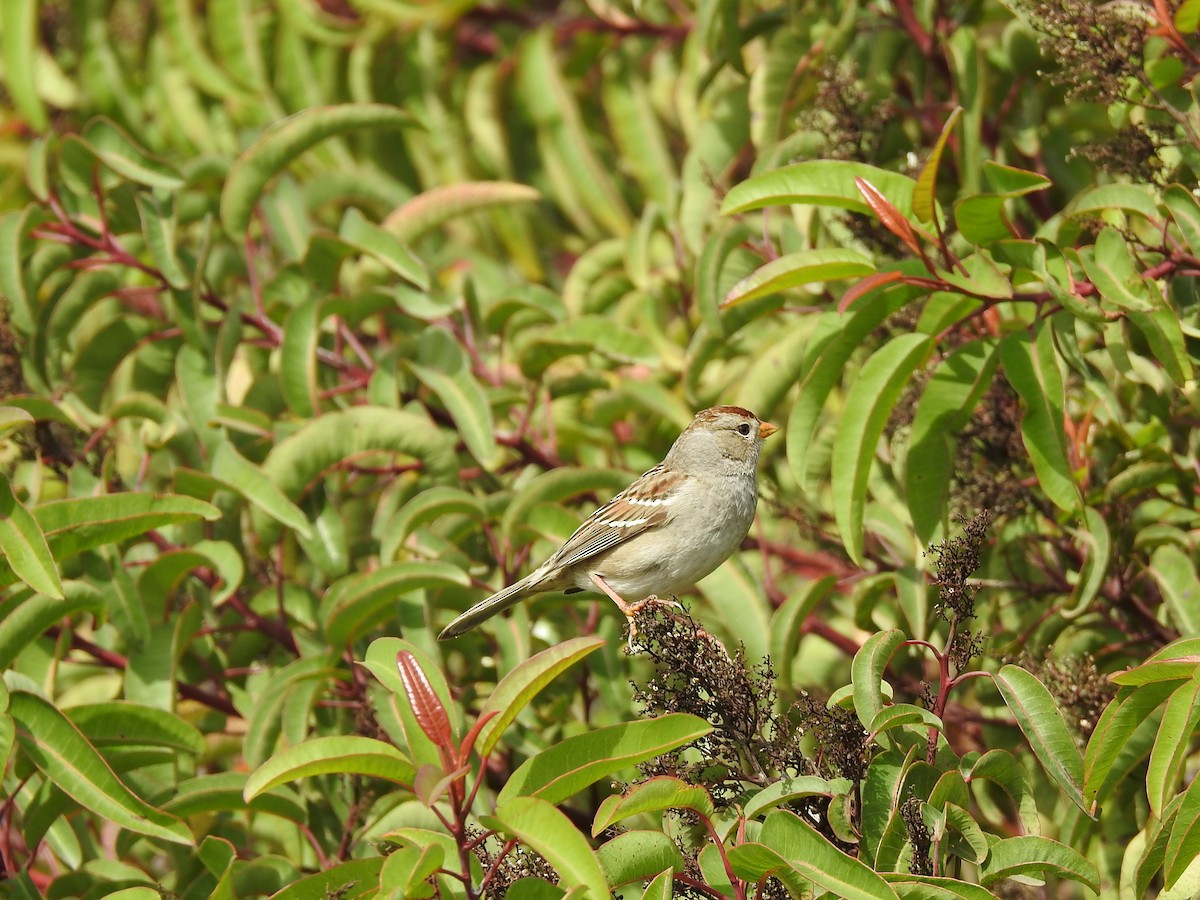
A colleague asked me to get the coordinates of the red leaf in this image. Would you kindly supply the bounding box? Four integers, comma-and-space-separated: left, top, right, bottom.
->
457, 710, 499, 767
855, 177, 922, 256
396, 651, 454, 754
839, 270, 905, 313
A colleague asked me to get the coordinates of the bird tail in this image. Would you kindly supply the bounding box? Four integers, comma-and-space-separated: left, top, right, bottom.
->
437, 571, 544, 640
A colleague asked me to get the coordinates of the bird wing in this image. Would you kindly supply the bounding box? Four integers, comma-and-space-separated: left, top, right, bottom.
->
544, 465, 677, 573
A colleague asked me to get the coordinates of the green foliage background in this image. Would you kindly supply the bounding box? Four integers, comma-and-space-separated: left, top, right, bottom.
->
1, 0, 1200, 897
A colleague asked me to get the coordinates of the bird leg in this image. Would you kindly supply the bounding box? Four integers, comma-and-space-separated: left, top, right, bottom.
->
588, 574, 681, 649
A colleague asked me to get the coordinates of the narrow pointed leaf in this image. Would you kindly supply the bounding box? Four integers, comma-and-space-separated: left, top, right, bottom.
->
722, 248, 875, 307
0, 475, 63, 599
244, 736, 415, 800
340, 207, 428, 289
498, 716, 712, 807
832, 333, 935, 563
992, 665, 1088, 814
210, 442, 313, 538
9, 691, 193, 845
726, 810, 899, 900
913, 107, 963, 224
852, 629, 906, 731
477, 636, 607, 756
486, 797, 609, 899
591, 776, 717, 835
221, 104, 414, 235
998, 326, 1080, 512
1146, 673, 1200, 817
384, 182, 541, 243
979, 835, 1099, 892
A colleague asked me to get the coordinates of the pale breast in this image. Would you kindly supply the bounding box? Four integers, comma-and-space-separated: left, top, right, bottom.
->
584, 473, 758, 600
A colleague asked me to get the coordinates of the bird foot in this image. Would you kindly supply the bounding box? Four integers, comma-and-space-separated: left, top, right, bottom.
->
618, 595, 684, 653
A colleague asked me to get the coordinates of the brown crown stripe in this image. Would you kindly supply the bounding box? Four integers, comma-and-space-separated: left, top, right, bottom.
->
699, 405, 757, 419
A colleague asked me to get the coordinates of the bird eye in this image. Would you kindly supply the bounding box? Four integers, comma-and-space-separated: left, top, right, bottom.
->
737, 423, 752, 436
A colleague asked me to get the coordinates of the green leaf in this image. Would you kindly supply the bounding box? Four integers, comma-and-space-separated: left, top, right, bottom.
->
339, 207, 428, 290
518, 316, 656, 379
0, 206, 49, 334
240, 654, 340, 770
1110, 657, 1200, 687
1078, 227, 1159, 313
255, 407, 457, 542
1128, 306, 1194, 386
243, 736, 415, 800
1150, 544, 1200, 638
135, 194, 191, 290
743, 775, 854, 820
320, 561, 470, 648
11, 494, 220, 589
0, 583, 106, 670
34, 268, 120, 385
379, 843, 442, 898
405, 329, 498, 468
597, 831, 683, 888
73, 120, 185, 190
477, 636, 607, 756
67, 702, 204, 755
869, 704, 944, 740
591, 776, 717, 835
517, 29, 631, 237
769, 576, 837, 680
2, 0, 47, 130
913, 107, 963, 225
498, 715, 712, 807
1146, 673, 1200, 817
1063, 507, 1111, 618
486, 797, 609, 899
220, 104, 414, 235
979, 835, 1099, 892
163, 772, 305, 822
383, 181, 541, 244
103, 890, 161, 900
1166, 770, 1200, 888
9, 691, 193, 845
907, 338, 999, 542
998, 325, 1080, 512
981, 161, 1053, 196
1178, 0, 1200, 31
378, 486, 484, 562
940, 802, 988, 864
962, 749, 1038, 833
954, 194, 1011, 245
1068, 183, 1158, 221
696, 221, 753, 336
210, 442, 313, 538
280, 294, 322, 418
852, 629, 906, 732
884, 874, 996, 900
500, 467, 634, 544
722, 160, 921, 223
0, 475, 63, 599
270, 859, 385, 900
722, 248, 875, 307
787, 280, 924, 488
638, 869, 675, 900
1084, 680, 1176, 807
1164, 184, 1200, 254
726, 810, 900, 900
832, 333, 935, 563
992, 665, 1089, 815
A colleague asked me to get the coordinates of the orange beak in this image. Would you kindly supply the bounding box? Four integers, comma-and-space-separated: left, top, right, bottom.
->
759, 421, 778, 439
